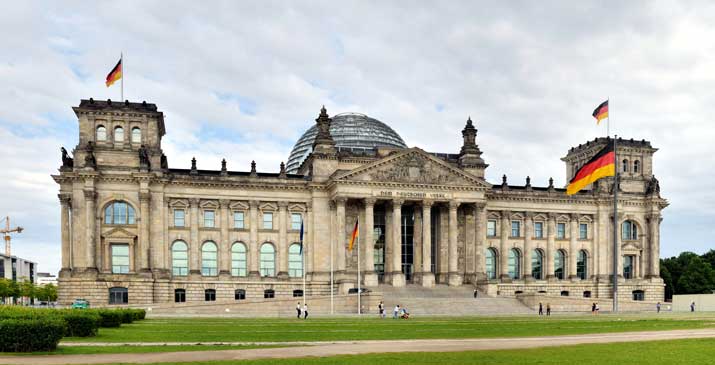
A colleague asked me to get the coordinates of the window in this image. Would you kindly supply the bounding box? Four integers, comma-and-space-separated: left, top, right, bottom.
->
171, 241, 188, 276
556, 223, 566, 239
204, 210, 215, 228
293, 289, 304, 297
264, 289, 275, 299
534, 222, 544, 238
260, 243, 275, 276
201, 242, 218, 276
511, 221, 521, 237
131, 127, 141, 143
108, 287, 128, 304
104, 201, 136, 225
485, 248, 497, 280
508, 249, 521, 279
554, 250, 565, 280
622, 220, 638, 240
231, 242, 247, 276
623, 255, 634, 279
96, 126, 107, 141
174, 209, 185, 227
577, 250, 587, 280
579, 223, 588, 239
263, 212, 273, 229
111, 244, 129, 274
531, 249, 543, 280
235, 289, 246, 300
560, 291, 570, 297
174, 289, 186, 303
487, 220, 497, 237
622, 159, 629, 173
291, 213, 302, 230
632, 290, 645, 301
204, 289, 216, 301
114, 126, 124, 142
288, 243, 303, 277
633, 160, 640, 173
233, 211, 245, 229
583, 291, 592, 298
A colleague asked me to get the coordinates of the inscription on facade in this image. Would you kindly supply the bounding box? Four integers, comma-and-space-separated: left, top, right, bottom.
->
377, 191, 450, 199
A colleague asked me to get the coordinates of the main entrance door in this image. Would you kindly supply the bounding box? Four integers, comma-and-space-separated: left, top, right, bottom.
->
401, 206, 415, 282
373, 207, 386, 283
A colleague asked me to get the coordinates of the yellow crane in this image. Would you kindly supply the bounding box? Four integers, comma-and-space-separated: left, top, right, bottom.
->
0, 216, 23, 256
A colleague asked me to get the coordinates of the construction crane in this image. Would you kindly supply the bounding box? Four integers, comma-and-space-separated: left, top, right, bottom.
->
0, 216, 23, 256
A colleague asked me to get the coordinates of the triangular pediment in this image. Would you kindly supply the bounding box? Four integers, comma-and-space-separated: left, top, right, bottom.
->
335, 148, 490, 188
101, 227, 137, 239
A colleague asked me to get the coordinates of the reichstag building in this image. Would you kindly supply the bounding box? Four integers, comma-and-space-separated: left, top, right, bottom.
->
54, 99, 667, 305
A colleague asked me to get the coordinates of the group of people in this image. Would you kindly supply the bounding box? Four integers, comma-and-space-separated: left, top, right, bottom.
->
591, 302, 600, 314
377, 301, 409, 319
295, 302, 309, 319
537, 302, 551, 316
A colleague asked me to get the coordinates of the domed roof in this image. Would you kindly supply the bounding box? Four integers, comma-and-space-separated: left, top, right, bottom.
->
286, 112, 407, 173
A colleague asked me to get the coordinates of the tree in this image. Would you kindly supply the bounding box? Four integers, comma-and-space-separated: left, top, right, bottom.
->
660, 264, 674, 300
0, 278, 10, 304
701, 249, 715, 270
676, 256, 715, 294
36, 284, 58, 302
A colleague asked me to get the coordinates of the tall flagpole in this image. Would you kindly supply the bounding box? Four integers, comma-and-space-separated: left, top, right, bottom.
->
120, 52, 124, 101
357, 218, 361, 315
301, 219, 306, 309
612, 135, 619, 312
330, 226, 334, 315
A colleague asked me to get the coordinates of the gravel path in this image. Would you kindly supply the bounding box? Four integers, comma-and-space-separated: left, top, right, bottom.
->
2, 329, 715, 365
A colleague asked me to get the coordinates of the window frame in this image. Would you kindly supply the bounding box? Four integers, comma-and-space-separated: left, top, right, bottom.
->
487, 220, 497, 237
554, 250, 565, 280
174, 209, 185, 227
556, 222, 566, 239
534, 222, 544, 239
579, 223, 588, 239
233, 211, 245, 229
235, 289, 246, 300
108, 287, 128, 305
288, 243, 303, 277
263, 289, 275, 299
291, 213, 302, 230
508, 248, 521, 280
510, 221, 521, 238
114, 126, 124, 142
485, 248, 497, 280
96, 125, 107, 141
531, 249, 543, 280
204, 289, 216, 301
262, 212, 273, 229
174, 289, 186, 303
203, 210, 215, 228
231, 242, 247, 277
576, 250, 587, 280
104, 201, 136, 225
131, 127, 141, 143
623, 255, 635, 279
259, 243, 276, 277
111, 244, 130, 274
201, 241, 218, 276
171, 241, 189, 276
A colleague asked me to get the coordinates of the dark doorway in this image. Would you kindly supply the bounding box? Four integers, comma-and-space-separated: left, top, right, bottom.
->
401, 206, 415, 282
373, 206, 386, 282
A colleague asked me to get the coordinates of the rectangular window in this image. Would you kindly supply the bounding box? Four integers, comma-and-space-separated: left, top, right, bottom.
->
487, 220, 497, 237
174, 209, 185, 227
511, 221, 521, 237
111, 244, 130, 274
623, 255, 634, 279
204, 210, 215, 228
263, 212, 273, 229
557, 223, 566, 239
579, 223, 588, 239
291, 213, 302, 230
233, 211, 245, 229
534, 222, 544, 238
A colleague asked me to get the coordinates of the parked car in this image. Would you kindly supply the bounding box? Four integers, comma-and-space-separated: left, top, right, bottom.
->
71, 298, 90, 309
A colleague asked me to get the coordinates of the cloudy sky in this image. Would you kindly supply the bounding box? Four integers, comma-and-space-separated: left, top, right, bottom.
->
1, 1, 713, 275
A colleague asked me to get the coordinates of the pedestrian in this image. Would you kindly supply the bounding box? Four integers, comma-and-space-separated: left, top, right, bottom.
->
595, 303, 599, 314
378, 301, 385, 319
546, 303, 551, 316
656, 302, 661, 313
393, 304, 400, 319
538, 302, 543, 316
303, 303, 309, 319
691, 301, 695, 312
591, 302, 596, 314
296, 302, 302, 318
473, 289, 478, 298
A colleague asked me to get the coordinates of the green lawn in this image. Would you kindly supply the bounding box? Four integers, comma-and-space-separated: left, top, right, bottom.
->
92, 338, 715, 365
63, 313, 715, 344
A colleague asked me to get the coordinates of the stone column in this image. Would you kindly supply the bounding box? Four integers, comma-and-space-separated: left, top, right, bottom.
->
84, 189, 97, 270
546, 213, 556, 281
524, 212, 534, 282
421, 200, 435, 287
248, 200, 260, 277
278, 201, 289, 278
474, 203, 487, 283
648, 213, 661, 279
189, 198, 201, 275
59, 194, 72, 272
569, 213, 579, 280
499, 210, 511, 282
335, 197, 347, 275
448, 201, 463, 286
219, 199, 230, 276
390, 199, 405, 287
363, 198, 378, 286
138, 192, 151, 272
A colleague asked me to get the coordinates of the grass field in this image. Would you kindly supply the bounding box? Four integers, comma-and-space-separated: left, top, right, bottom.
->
63, 313, 715, 344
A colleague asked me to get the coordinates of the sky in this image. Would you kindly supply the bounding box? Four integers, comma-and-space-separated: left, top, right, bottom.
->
1, 1, 714, 275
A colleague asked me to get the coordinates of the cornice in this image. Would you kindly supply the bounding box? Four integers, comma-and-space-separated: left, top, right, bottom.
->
328, 179, 486, 192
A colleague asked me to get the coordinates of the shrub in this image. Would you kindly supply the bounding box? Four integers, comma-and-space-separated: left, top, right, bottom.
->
61, 311, 99, 337
130, 308, 146, 321
118, 309, 134, 324
92, 309, 123, 328
0, 318, 66, 352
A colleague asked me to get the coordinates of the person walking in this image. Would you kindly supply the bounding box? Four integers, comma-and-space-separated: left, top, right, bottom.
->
691, 301, 696, 312
591, 303, 596, 314
296, 302, 302, 318
473, 289, 478, 298
538, 302, 543, 316
595, 302, 600, 314
546, 303, 551, 316
378, 301, 385, 319
393, 305, 400, 319
303, 303, 309, 319
656, 302, 661, 313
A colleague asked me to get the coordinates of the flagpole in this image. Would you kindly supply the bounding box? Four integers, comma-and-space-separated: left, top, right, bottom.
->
301, 219, 306, 309
120, 52, 124, 101
612, 135, 619, 312
330, 226, 334, 315
357, 218, 361, 316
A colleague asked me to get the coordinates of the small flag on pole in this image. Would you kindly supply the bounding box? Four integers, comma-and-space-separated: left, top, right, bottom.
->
348, 219, 359, 251
105, 58, 123, 87
299, 220, 304, 255
592, 100, 609, 124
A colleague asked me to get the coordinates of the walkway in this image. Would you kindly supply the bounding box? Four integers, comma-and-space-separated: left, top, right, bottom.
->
2, 329, 715, 364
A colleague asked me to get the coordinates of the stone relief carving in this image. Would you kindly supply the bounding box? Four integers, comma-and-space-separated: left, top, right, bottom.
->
366, 154, 468, 184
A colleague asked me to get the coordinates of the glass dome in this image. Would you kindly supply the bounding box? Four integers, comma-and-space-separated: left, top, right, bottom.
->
286, 112, 407, 173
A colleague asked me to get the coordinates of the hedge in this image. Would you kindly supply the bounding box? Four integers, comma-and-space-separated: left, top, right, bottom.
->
0, 307, 100, 338
0, 318, 66, 352
60, 311, 99, 337
91, 309, 123, 328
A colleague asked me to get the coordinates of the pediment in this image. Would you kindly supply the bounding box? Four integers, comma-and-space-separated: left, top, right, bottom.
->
168, 199, 189, 208
230, 201, 249, 210
335, 148, 490, 188
622, 241, 641, 251
102, 227, 137, 239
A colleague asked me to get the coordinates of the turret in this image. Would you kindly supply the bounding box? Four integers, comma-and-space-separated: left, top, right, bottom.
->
458, 116, 488, 178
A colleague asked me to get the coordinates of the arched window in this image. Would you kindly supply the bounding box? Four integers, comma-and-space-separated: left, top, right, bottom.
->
201, 241, 218, 276
235, 289, 246, 300
114, 126, 124, 142
131, 127, 141, 143
531, 249, 543, 280
171, 241, 188, 276
633, 160, 640, 173
174, 289, 186, 303
554, 250, 566, 280
485, 248, 497, 280
108, 287, 128, 304
204, 289, 216, 301
231, 242, 247, 277
104, 201, 136, 225
260, 243, 275, 277
508, 249, 521, 280
577, 250, 588, 280
96, 126, 107, 141
622, 220, 638, 240
622, 159, 629, 173
288, 243, 303, 277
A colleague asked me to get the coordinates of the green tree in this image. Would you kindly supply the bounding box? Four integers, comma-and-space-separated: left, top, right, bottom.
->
0, 278, 10, 303
9, 280, 20, 303
701, 250, 715, 270
676, 256, 715, 294
36, 284, 58, 302
660, 264, 674, 300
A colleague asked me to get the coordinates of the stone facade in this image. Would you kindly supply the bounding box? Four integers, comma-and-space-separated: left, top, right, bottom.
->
53, 99, 668, 305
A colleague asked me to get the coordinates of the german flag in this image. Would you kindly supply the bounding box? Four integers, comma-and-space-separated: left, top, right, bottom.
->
348, 219, 359, 251
592, 100, 609, 124
105, 58, 122, 87
566, 141, 615, 195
